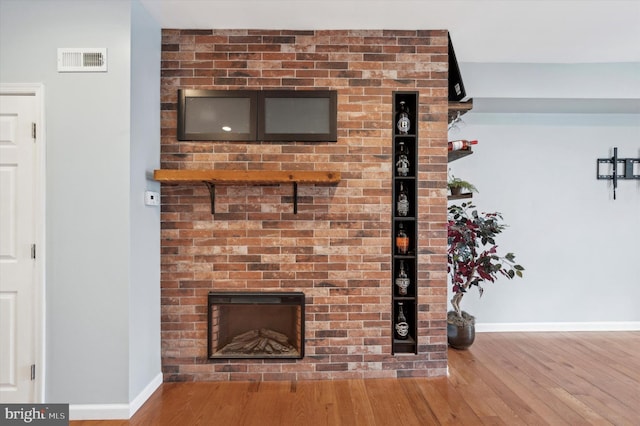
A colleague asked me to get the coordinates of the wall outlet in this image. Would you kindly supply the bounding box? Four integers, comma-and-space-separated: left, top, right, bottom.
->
144, 190, 160, 206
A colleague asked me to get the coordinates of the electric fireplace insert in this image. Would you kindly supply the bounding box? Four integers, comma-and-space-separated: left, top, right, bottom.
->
208, 291, 305, 359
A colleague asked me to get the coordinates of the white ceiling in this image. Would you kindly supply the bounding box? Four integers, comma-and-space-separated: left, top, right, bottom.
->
139, 0, 640, 64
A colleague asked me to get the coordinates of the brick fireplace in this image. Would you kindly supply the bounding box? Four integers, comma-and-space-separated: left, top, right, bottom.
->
160, 29, 449, 381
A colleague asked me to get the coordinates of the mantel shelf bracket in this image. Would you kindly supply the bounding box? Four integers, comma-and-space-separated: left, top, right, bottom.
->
203, 181, 300, 214
293, 182, 298, 214
596, 147, 640, 200
153, 170, 340, 215
203, 182, 216, 214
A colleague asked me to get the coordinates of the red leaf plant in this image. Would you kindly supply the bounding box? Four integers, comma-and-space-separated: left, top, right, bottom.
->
448, 202, 524, 324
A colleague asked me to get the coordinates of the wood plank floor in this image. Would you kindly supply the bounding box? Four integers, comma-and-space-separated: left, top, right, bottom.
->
71, 332, 640, 425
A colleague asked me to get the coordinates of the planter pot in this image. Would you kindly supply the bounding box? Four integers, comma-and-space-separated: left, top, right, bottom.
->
447, 322, 475, 350
449, 186, 462, 196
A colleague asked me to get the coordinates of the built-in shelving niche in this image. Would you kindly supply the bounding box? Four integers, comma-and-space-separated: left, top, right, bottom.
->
391, 91, 418, 355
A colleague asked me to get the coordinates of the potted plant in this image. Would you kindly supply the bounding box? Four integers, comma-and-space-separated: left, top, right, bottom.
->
447, 202, 524, 349
447, 172, 478, 196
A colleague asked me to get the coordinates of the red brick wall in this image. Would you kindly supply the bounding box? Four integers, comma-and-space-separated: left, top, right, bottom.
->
160, 29, 449, 381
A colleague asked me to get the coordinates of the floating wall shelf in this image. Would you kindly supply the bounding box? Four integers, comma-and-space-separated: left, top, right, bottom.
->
153, 169, 341, 214
447, 99, 473, 124
448, 193, 473, 201
448, 149, 473, 163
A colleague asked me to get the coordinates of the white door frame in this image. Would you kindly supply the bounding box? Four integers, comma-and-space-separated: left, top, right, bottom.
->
0, 83, 46, 402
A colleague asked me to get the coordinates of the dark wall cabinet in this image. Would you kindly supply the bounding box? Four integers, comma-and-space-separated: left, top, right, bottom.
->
178, 89, 337, 142
391, 92, 418, 355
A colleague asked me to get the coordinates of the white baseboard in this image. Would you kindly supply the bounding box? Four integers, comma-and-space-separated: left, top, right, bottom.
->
129, 372, 163, 417
69, 372, 162, 420
476, 321, 640, 332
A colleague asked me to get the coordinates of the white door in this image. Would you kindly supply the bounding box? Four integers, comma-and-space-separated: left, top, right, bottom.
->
0, 90, 40, 403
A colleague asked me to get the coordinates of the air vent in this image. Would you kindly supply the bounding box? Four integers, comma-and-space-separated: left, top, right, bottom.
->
57, 48, 107, 72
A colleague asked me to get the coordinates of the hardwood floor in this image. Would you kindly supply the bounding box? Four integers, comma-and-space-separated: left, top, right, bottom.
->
71, 332, 640, 425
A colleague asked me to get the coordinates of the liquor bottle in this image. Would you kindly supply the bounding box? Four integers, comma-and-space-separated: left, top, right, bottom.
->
396, 142, 410, 177
395, 302, 409, 340
448, 139, 478, 151
396, 222, 409, 255
396, 182, 409, 217
395, 260, 410, 295
396, 101, 411, 134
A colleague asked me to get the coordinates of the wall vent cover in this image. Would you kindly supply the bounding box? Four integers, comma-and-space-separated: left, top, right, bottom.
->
57, 48, 107, 72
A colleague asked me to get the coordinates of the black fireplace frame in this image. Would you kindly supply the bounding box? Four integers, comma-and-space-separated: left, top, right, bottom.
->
207, 291, 305, 360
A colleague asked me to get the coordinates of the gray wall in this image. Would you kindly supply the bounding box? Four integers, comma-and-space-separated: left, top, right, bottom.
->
461, 62, 640, 100
129, 0, 161, 400
448, 112, 640, 325
449, 63, 640, 326
0, 0, 161, 404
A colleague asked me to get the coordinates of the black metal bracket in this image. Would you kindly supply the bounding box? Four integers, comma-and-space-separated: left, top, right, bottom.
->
204, 181, 216, 214
202, 181, 300, 214
596, 147, 640, 200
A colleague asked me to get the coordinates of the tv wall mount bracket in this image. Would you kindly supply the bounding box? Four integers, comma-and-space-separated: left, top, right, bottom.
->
596, 147, 640, 200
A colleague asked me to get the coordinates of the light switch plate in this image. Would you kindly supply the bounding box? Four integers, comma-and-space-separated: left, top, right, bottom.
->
144, 190, 160, 206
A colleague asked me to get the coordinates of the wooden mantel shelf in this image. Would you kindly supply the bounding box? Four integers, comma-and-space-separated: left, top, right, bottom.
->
153, 169, 341, 214
154, 169, 341, 185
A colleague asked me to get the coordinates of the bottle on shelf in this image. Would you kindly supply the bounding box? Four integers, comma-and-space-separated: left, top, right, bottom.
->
396, 222, 409, 255
395, 302, 409, 340
396, 101, 411, 134
395, 260, 410, 295
448, 139, 477, 151
396, 183, 409, 217
396, 142, 410, 177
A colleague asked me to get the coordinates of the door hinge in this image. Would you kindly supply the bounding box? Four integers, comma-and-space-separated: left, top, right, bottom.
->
32, 122, 36, 140
31, 244, 36, 259
31, 364, 36, 380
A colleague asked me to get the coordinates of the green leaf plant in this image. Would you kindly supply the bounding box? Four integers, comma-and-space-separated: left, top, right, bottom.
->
448, 202, 524, 322
447, 169, 478, 194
